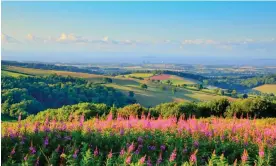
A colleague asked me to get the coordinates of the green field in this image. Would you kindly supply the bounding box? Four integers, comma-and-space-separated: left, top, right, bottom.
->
3, 65, 233, 107
1, 70, 29, 77
4, 66, 105, 78
123, 73, 154, 78
159, 75, 197, 85
254, 84, 276, 94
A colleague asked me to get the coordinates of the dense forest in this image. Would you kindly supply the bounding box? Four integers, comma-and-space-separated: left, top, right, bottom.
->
1, 74, 135, 118
204, 74, 276, 91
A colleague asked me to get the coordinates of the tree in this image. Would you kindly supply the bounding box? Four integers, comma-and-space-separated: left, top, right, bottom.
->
232, 90, 237, 97
140, 84, 148, 90
102, 77, 112, 83
128, 91, 135, 97
166, 80, 172, 85
203, 80, 209, 85
196, 84, 203, 90
172, 87, 177, 94
243, 93, 248, 99
219, 89, 225, 96
160, 85, 166, 91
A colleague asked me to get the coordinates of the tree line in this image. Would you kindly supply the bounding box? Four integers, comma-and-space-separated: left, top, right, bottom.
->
26, 97, 276, 122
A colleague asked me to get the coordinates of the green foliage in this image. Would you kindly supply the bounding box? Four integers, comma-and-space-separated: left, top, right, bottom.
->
225, 98, 276, 118
140, 84, 148, 90
1, 75, 135, 119
26, 103, 109, 122
102, 77, 113, 83
129, 91, 135, 98
117, 104, 147, 118
151, 102, 200, 118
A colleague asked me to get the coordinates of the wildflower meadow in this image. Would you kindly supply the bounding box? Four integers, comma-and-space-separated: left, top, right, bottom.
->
2, 113, 276, 165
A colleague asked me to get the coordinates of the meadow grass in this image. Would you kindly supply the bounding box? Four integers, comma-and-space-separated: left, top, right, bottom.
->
254, 84, 276, 94
1, 70, 29, 77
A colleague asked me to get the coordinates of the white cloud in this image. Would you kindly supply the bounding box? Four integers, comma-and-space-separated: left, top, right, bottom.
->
182, 39, 217, 45
1, 33, 20, 44
56, 33, 88, 44
102, 36, 109, 42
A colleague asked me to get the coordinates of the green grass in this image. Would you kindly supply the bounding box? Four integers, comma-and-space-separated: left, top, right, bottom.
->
123, 73, 153, 78
160, 75, 197, 85
4, 66, 104, 78
1, 70, 28, 77
254, 84, 276, 94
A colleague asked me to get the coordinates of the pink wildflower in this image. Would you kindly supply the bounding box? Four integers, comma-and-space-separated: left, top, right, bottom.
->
127, 142, 135, 153
125, 155, 132, 164
94, 147, 99, 157
108, 149, 113, 158
138, 155, 146, 164
241, 149, 248, 163
169, 148, 177, 162
189, 150, 198, 164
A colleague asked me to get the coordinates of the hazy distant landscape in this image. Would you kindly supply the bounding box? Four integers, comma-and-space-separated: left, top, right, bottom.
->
2, 2, 276, 166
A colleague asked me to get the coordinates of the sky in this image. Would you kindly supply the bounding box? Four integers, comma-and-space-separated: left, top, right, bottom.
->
2, 2, 276, 64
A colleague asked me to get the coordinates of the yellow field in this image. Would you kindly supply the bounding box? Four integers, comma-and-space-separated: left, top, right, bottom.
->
254, 84, 276, 94
124, 73, 154, 78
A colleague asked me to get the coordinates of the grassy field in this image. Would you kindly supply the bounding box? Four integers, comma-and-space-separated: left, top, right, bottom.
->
3, 65, 233, 107
1, 70, 29, 77
150, 74, 197, 85
4, 66, 105, 78
254, 84, 276, 94
123, 73, 154, 78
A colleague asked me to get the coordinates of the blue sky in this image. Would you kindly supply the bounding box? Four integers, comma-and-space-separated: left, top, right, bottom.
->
2, 2, 276, 63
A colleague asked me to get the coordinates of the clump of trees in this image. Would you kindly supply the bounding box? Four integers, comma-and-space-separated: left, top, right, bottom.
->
140, 83, 148, 90
1, 74, 135, 119
23, 97, 276, 122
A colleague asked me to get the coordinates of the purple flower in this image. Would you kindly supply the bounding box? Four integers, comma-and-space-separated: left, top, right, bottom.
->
148, 145, 156, 151
73, 149, 79, 159
147, 157, 152, 166
160, 145, 166, 151
193, 141, 199, 148
120, 128, 125, 136
44, 137, 49, 146
10, 147, 15, 156
134, 149, 140, 154
94, 147, 99, 157
35, 157, 40, 166
138, 136, 143, 143
183, 147, 188, 153
29, 146, 36, 154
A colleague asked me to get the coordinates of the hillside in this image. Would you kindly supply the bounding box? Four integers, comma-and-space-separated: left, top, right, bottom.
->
2, 67, 234, 107
254, 84, 276, 95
